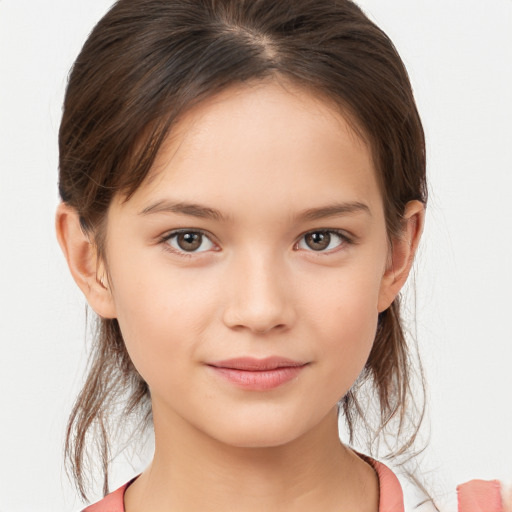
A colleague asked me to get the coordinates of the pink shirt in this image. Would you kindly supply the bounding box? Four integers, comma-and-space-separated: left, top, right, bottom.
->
83, 456, 405, 512
457, 479, 504, 512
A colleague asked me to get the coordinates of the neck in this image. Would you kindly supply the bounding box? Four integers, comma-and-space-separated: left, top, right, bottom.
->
124, 407, 378, 512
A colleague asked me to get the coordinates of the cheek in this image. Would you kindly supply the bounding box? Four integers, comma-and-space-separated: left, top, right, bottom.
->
325, 295, 378, 370
304, 267, 382, 387
107, 250, 211, 386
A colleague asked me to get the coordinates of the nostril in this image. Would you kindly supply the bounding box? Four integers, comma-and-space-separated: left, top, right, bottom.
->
221, 267, 296, 333
251, 323, 287, 335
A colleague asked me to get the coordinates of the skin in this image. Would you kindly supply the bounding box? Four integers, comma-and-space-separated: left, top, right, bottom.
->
56, 79, 424, 511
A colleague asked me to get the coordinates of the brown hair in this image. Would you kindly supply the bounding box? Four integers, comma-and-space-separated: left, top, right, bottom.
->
59, 0, 428, 502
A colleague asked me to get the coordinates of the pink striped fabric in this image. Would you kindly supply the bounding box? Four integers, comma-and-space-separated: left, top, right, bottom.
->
457, 479, 503, 512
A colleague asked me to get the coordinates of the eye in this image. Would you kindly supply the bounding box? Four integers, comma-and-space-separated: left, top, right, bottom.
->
296, 230, 349, 252
161, 230, 216, 254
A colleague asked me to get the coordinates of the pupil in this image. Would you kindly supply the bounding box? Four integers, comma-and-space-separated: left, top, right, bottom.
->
178, 232, 201, 251
306, 232, 330, 251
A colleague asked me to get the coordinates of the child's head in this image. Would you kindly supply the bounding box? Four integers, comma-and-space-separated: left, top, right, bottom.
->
57, 0, 426, 498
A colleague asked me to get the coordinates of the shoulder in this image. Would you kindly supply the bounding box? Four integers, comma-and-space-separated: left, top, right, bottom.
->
357, 452, 409, 512
358, 452, 438, 512
81, 478, 136, 512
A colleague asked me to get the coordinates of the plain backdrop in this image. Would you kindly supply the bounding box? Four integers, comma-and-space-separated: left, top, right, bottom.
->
1, 1, 511, 510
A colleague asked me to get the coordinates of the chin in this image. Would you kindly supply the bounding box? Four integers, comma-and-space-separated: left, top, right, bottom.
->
204, 414, 316, 450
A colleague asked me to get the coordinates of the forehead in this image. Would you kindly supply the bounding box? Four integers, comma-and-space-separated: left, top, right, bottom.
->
117, 79, 382, 217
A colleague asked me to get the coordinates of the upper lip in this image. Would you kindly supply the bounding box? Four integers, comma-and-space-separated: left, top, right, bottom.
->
207, 357, 308, 371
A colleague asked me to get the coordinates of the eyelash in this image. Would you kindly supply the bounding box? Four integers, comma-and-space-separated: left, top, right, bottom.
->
294, 229, 352, 254
158, 229, 218, 259
158, 228, 353, 258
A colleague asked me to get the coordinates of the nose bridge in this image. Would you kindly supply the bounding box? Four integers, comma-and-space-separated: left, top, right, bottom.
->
223, 246, 294, 333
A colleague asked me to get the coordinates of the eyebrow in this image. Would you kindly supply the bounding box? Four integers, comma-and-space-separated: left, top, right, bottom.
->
138, 200, 370, 222
296, 202, 371, 221
139, 200, 228, 221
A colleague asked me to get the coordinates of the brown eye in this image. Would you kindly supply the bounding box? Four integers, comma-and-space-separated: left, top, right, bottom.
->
297, 230, 347, 252
177, 232, 202, 251
165, 230, 215, 253
305, 232, 331, 251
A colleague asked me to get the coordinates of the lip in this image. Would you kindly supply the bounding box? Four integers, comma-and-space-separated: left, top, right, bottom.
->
206, 357, 308, 391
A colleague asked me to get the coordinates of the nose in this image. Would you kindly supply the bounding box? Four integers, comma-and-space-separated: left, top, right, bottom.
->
222, 252, 296, 334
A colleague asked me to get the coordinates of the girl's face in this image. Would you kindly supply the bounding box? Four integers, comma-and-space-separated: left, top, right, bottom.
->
101, 80, 406, 448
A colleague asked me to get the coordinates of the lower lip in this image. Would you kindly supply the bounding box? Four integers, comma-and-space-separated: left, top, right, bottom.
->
208, 365, 306, 391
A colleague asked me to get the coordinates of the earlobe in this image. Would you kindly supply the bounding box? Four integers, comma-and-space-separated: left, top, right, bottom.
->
377, 200, 425, 312
55, 203, 117, 319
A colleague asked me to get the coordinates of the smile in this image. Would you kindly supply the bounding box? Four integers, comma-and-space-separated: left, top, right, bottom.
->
206, 357, 309, 391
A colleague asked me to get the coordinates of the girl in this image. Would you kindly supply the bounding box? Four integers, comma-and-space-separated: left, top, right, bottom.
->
55, 0, 446, 510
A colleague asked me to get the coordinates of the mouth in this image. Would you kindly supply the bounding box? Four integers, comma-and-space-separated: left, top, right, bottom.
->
206, 357, 309, 391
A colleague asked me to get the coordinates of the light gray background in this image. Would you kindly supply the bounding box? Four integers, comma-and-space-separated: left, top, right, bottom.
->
1, 1, 511, 510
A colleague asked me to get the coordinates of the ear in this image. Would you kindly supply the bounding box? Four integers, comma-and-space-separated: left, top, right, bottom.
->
55, 203, 117, 319
377, 200, 425, 312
